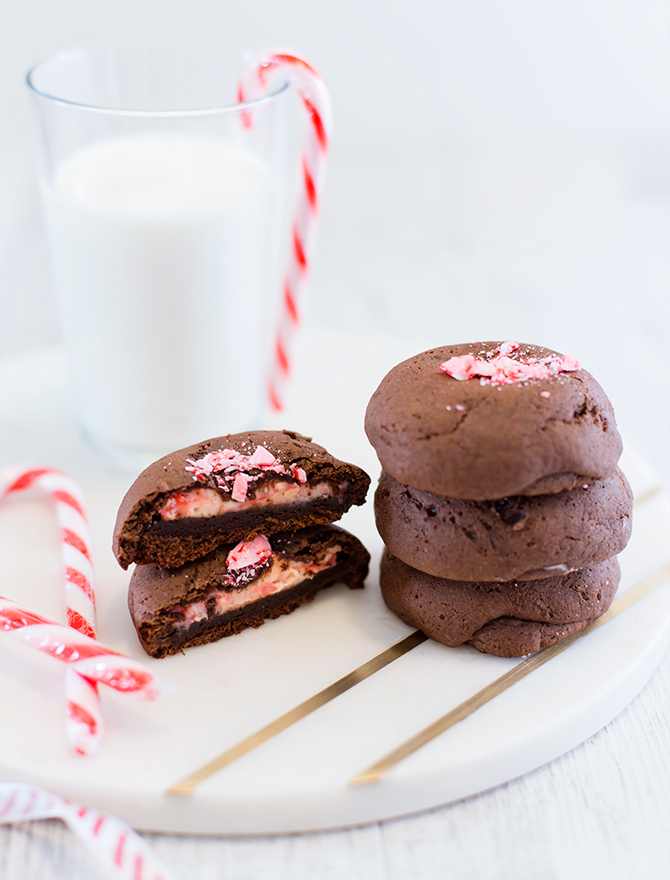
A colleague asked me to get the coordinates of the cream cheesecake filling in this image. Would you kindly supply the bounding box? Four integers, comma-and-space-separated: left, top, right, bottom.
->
509, 562, 578, 582
159, 480, 340, 521
172, 544, 342, 630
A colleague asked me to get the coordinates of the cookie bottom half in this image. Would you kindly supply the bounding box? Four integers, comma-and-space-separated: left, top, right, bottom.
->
129, 526, 370, 658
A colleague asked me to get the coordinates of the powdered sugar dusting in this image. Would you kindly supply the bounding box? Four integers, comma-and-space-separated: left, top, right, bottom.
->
439, 342, 580, 386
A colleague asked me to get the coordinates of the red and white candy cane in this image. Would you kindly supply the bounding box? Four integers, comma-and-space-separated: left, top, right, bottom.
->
237, 50, 332, 411
0, 595, 160, 698
0, 467, 103, 755
0, 783, 176, 880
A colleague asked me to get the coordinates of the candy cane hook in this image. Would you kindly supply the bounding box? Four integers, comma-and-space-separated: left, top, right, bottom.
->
238, 50, 332, 411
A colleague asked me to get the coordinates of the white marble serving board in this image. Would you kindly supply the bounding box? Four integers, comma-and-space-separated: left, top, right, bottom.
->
0, 346, 668, 835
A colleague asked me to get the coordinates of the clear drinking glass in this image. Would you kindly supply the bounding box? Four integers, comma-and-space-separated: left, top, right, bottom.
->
27, 47, 290, 469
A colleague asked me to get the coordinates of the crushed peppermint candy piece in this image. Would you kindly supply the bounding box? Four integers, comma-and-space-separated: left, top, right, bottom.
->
185, 446, 285, 481
291, 465, 307, 483
227, 535, 272, 571
555, 353, 580, 372
184, 444, 310, 502
454, 404, 466, 412
441, 354, 478, 381
540, 391, 551, 399
185, 449, 242, 478
439, 342, 580, 386
249, 445, 279, 468
498, 341, 519, 356
231, 472, 251, 502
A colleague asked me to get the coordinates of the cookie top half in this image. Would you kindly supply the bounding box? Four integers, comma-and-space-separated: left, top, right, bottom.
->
364, 341, 622, 499
113, 430, 370, 569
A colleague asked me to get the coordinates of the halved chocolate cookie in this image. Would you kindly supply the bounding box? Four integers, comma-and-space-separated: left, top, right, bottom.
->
375, 468, 632, 582
129, 525, 370, 658
379, 550, 619, 657
113, 430, 370, 569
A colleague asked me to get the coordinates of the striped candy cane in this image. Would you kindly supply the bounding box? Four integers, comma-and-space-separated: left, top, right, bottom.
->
0, 783, 176, 880
237, 50, 332, 411
0, 596, 160, 698
0, 468, 103, 755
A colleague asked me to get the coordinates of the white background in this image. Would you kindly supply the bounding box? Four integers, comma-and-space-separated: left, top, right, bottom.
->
1, 0, 669, 486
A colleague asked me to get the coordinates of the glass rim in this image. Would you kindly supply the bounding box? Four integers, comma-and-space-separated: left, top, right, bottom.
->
25, 45, 290, 117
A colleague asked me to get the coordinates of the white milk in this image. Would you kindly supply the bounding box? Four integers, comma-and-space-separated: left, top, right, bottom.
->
43, 134, 274, 466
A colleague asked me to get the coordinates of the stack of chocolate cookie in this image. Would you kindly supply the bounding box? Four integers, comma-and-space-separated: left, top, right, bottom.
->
113, 430, 370, 657
365, 342, 632, 657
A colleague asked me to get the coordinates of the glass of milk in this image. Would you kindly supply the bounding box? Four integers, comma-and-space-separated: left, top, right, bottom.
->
27, 47, 292, 469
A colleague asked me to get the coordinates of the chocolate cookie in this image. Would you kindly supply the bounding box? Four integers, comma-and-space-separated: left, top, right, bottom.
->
379, 550, 619, 656
129, 525, 370, 658
364, 342, 622, 499
467, 617, 594, 657
113, 431, 370, 569
375, 468, 632, 582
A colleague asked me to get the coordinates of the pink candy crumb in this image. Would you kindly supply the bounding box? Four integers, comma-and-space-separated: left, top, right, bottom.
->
186, 443, 309, 499
231, 473, 251, 502
249, 446, 279, 468
498, 341, 519, 356
439, 354, 477, 381
227, 535, 272, 571
439, 342, 580, 387
291, 465, 307, 483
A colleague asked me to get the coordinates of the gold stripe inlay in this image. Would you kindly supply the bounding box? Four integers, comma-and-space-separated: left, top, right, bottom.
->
167, 629, 428, 794
350, 561, 670, 785
633, 485, 662, 507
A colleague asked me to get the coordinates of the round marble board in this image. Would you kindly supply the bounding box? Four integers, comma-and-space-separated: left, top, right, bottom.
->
0, 346, 668, 834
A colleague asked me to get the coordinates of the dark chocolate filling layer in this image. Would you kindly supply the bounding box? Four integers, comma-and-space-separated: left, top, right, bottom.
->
134, 496, 356, 569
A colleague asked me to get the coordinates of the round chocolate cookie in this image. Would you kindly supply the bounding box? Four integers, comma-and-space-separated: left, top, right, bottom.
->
364, 342, 622, 499
379, 550, 619, 656
113, 430, 370, 570
375, 468, 632, 582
